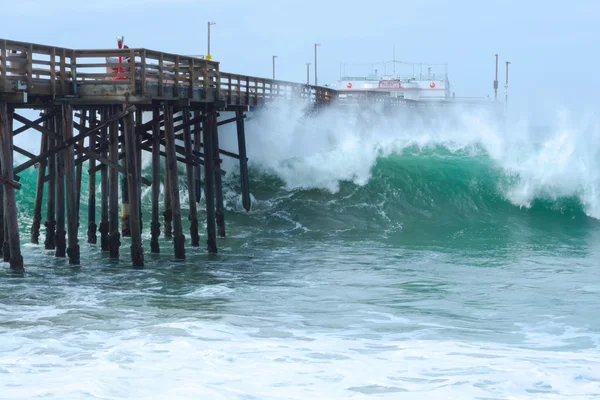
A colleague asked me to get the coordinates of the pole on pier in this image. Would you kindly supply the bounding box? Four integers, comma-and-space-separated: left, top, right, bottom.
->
99, 108, 110, 251
108, 106, 121, 258
494, 54, 499, 102
0, 103, 23, 271
63, 103, 80, 264
203, 111, 218, 253
505, 61, 510, 114
236, 108, 251, 212
123, 109, 144, 267
164, 103, 186, 259
44, 114, 57, 250
87, 110, 98, 244
55, 111, 66, 258
182, 108, 199, 247
150, 107, 161, 253
31, 117, 48, 244
314, 43, 320, 87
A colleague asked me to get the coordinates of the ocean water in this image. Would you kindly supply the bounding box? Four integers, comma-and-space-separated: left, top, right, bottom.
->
1, 101, 600, 399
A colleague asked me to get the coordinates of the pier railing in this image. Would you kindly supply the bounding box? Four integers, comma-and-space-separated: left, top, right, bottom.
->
0, 39, 335, 106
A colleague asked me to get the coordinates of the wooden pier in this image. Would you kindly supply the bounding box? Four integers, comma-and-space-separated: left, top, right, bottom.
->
0, 39, 335, 271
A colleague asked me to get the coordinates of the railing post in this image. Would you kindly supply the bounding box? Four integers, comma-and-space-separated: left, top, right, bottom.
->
189, 58, 195, 99
140, 49, 146, 96
158, 52, 164, 97
174, 55, 180, 97
60, 49, 66, 95
129, 48, 135, 95
26, 45, 33, 91
0, 40, 6, 91
50, 48, 56, 99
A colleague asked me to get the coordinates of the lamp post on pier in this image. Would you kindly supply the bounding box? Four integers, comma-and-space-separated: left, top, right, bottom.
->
494, 53, 499, 101
272, 55, 278, 80
314, 43, 320, 86
306, 62, 311, 86
505, 61, 511, 113
207, 21, 216, 60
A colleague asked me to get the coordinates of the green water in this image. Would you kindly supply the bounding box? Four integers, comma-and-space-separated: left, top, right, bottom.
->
2, 118, 600, 398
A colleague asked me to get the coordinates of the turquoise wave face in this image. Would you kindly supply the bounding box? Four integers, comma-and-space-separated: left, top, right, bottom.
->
14, 143, 598, 254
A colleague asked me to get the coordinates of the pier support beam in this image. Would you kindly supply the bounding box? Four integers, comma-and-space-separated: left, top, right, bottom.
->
123, 109, 144, 267
0, 103, 23, 271
150, 108, 161, 253
31, 118, 48, 244
55, 113, 66, 258
63, 104, 80, 264
163, 156, 172, 238
182, 108, 199, 247
212, 113, 226, 238
44, 115, 57, 251
108, 106, 121, 258
120, 119, 131, 238
203, 111, 218, 253
0, 157, 3, 260
193, 110, 202, 203
236, 108, 251, 212
87, 110, 98, 244
99, 108, 110, 251
164, 104, 185, 259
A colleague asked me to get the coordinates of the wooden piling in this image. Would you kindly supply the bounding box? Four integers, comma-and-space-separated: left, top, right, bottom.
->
87, 110, 98, 244
193, 110, 202, 203
163, 156, 172, 238
182, 108, 199, 247
0, 103, 23, 271
44, 114, 57, 251
108, 106, 121, 258
203, 111, 218, 253
212, 113, 226, 238
135, 108, 143, 235
123, 109, 144, 267
164, 103, 185, 259
0, 155, 3, 260
63, 104, 80, 264
99, 108, 109, 251
30, 117, 48, 244
55, 112, 66, 258
75, 110, 85, 220
150, 107, 161, 253
120, 119, 131, 238
236, 108, 251, 212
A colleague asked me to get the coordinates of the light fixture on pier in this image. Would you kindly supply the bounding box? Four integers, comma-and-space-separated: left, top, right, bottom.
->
314, 43, 321, 87
207, 21, 216, 60
505, 61, 511, 113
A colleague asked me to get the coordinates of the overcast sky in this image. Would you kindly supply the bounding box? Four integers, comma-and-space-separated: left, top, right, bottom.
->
2, 0, 598, 120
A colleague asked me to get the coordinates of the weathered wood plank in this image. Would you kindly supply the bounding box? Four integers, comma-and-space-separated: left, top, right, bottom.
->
164, 103, 185, 259
0, 103, 23, 270
30, 120, 48, 244
63, 103, 80, 264
14, 105, 135, 175
182, 108, 199, 246
123, 109, 143, 266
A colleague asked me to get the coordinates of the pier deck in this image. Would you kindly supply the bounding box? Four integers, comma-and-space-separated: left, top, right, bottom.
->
0, 38, 486, 271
